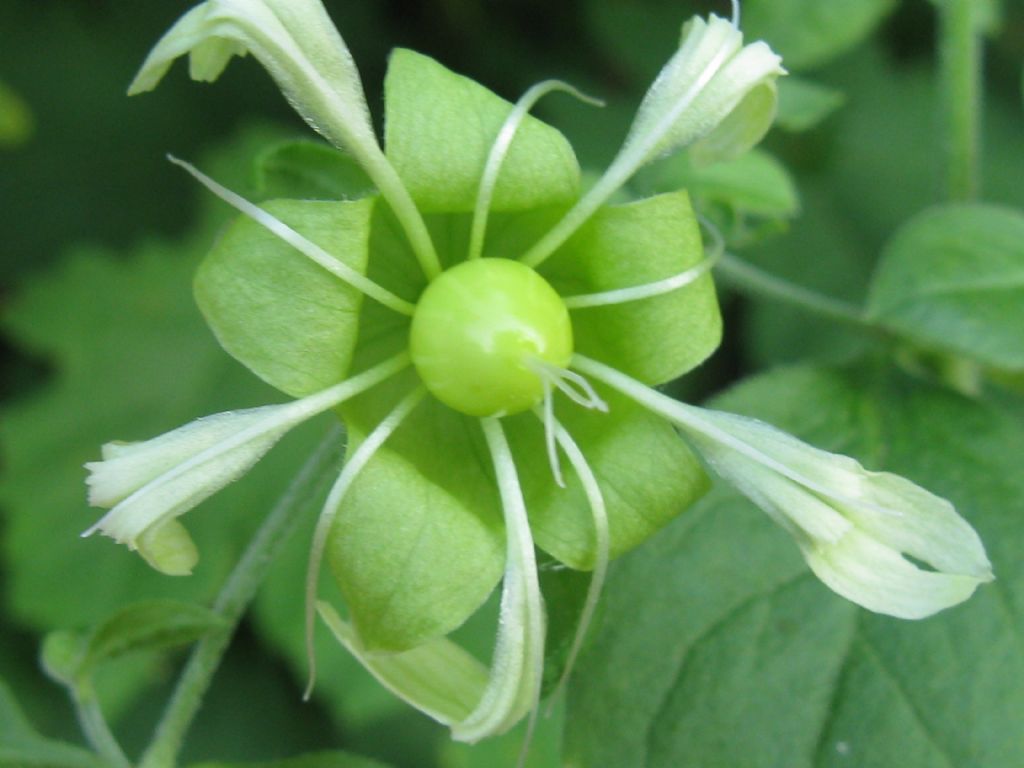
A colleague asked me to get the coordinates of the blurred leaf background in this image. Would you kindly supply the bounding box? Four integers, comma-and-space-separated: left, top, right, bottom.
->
2, 1, 1023, 766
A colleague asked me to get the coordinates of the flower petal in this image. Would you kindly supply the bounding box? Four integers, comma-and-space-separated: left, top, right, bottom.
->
85, 404, 302, 549
802, 529, 989, 620
86, 354, 409, 558
317, 602, 489, 725
624, 15, 784, 166
573, 354, 994, 619
453, 418, 545, 742
383, 49, 581, 213
129, 0, 378, 162
136, 519, 199, 577
843, 471, 993, 581
86, 407, 286, 512
329, 388, 505, 651
539, 190, 721, 385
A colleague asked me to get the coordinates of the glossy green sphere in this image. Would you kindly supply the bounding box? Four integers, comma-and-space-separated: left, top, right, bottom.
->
410, 258, 573, 417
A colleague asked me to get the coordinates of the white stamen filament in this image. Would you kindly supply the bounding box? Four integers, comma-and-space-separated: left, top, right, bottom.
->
529, 359, 609, 414
468, 80, 604, 262
304, 386, 426, 699
539, 417, 609, 712
540, 380, 566, 488
731, 0, 741, 27
169, 156, 417, 316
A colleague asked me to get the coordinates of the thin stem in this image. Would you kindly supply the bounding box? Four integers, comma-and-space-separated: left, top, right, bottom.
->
520, 21, 738, 270
358, 145, 444, 280
562, 252, 720, 309
303, 386, 426, 699
538, 417, 608, 711
73, 686, 130, 768
519, 153, 633, 269
938, 0, 982, 202
169, 157, 418, 316
571, 354, 902, 522
468, 80, 603, 262
715, 252, 880, 333
137, 426, 344, 768
452, 419, 544, 743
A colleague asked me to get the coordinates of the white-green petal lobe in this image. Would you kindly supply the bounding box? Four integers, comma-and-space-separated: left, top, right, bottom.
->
129, 0, 377, 159
136, 519, 199, 577
623, 14, 784, 167
687, 77, 778, 165
87, 408, 280, 509
318, 603, 489, 726
802, 529, 988, 621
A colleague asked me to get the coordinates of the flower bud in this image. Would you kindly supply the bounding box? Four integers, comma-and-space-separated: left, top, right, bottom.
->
623, 14, 785, 168
84, 406, 296, 568
129, 0, 378, 164
684, 408, 994, 619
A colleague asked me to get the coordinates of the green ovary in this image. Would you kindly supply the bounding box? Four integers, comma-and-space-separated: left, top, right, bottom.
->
410, 258, 573, 417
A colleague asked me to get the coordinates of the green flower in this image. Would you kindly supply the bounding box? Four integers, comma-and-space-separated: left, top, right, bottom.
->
85, 0, 990, 743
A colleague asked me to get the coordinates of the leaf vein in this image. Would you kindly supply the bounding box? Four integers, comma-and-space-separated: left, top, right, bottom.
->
858, 635, 959, 768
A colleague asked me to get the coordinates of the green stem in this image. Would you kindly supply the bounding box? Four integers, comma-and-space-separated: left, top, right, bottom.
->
715, 253, 880, 333
137, 425, 344, 768
74, 686, 130, 768
938, 0, 982, 201
359, 144, 443, 280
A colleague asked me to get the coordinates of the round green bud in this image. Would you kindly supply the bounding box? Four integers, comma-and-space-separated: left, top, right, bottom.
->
410, 258, 573, 417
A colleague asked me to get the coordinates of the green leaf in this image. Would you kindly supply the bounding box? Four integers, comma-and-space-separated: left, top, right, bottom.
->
504, 388, 708, 569
318, 603, 488, 725
927, 0, 1004, 35
565, 364, 1024, 767
638, 149, 799, 244
384, 48, 580, 213
776, 77, 845, 132
330, 386, 505, 652
0, 680, 100, 768
867, 204, 1024, 370
189, 751, 390, 768
0, 139, 326, 723
195, 197, 374, 398
743, 0, 898, 71
540, 190, 722, 385
255, 140, 374, 201
738, 179, 875, 367
0, 79, 33, 147
62, 600, 224, 687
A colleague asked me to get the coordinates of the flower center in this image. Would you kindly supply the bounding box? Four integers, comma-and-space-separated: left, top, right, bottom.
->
410, 258, 573, 417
